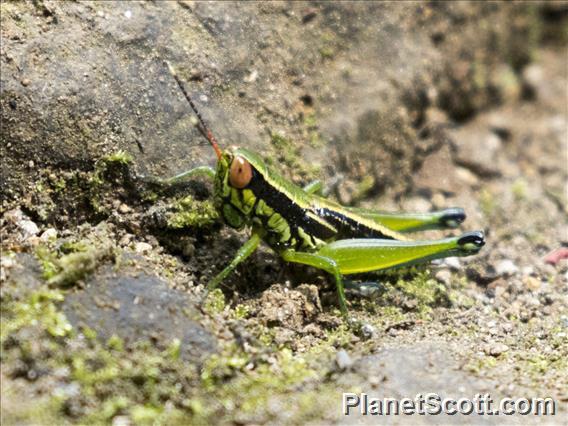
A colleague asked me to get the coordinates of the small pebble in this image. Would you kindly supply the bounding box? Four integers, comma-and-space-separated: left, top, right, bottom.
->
486, 342, 509, 356
443, 257, 462, 270
134, 242, 152, 254
521, 266, 535, 276
112, 415, 131, 426
21, 78, 30, 86
119, 234, 132, 246
118, 203, 131, 213
522, 64, 543, 91
368, 375, 381, 388
501, 323, 514, 334
524, 276, 541, 291
243, 69, 258, 83
40, 228, 58, 242
435, 269, 452, 286
18, 220, 39, 239
495, 259, 519, 277
431, 192, 446, 209
336, 349, 353, 371
360, 323, 376, 340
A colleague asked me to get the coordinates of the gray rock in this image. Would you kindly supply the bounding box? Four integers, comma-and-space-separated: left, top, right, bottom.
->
63, 263, 216, 361
18, 220, 39, 239
495, 259, 519, 277
336, 349, 354, 371
449, 127, 503, 177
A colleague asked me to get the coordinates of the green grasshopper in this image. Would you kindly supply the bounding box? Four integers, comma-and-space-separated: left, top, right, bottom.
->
161, 63, 485, 314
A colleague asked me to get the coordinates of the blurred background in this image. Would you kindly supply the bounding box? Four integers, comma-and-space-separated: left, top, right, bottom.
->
1, 2, 566, 424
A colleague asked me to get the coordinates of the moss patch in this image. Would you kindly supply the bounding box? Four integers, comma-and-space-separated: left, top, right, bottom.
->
166, 195, 219, 229
268, 132, 321, 182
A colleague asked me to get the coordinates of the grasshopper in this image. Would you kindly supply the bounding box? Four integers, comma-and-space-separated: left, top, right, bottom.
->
161, 63, 485, 314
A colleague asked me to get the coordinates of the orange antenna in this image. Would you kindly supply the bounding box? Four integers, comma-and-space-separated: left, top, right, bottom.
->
166, 61, 223, 159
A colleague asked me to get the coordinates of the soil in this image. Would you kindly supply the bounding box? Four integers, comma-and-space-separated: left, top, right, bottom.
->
1, 2, 567, 425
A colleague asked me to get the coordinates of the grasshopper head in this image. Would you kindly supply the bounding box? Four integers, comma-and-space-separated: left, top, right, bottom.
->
165, 63, 263, 229
214, 146, 263, 230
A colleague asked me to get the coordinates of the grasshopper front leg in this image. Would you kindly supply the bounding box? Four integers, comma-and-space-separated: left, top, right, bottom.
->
164, 165, 216, 184
138, 165, 216, 191
281, 231, 484, 314
207, 232, 262, 290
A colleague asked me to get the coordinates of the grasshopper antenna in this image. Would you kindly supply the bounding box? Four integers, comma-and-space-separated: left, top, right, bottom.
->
165, 61, 223, 159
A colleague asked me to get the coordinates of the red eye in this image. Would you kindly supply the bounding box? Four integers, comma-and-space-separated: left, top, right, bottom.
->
229, 156, 252, 188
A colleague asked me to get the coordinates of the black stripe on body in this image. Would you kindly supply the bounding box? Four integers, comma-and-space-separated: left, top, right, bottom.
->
316, 207, 396, 240
246, 169, 337, 246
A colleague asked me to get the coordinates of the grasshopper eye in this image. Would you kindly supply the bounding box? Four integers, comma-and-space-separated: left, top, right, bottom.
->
229, 156, 252, 188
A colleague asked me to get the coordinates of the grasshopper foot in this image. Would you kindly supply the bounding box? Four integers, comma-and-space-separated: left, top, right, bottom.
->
439, 208, 466, 228
457, 231, 485, 253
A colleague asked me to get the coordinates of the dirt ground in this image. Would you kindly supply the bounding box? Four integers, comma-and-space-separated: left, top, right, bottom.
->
1, 2, 567, 425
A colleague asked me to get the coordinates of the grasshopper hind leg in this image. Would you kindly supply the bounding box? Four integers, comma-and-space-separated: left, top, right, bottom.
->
317, 231, 485, 275
345, 206, 467, 232
281, 231, 484, 313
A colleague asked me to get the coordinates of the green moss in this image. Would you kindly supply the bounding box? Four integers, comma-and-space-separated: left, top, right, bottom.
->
202, 288, 226, 315
511, 178, 528, 201
396, 276, 444, 314
35, 245, 60, 281
269, 132, 320, 181
369, 269, 450, 316
319, 46, 335, 59
91, 150, 133, 187
107, 334, 125, 352
232, 304, 250, 320
103, 150, 133, 165
303, 112, 317, 128
166, 338, 182, 361
319, 31, 337, 59
167, 195, 219, 229
2, 281, 348, 425
0, 389, 65, 426
200, 344, 250, 391
465, 355, 498, 374
35, 233, 115, 288
66, 340, 199, 424
376, 306, 406, 324
197, 345, 323, 422
0, 287, 72, 343
321, 323, 353, 349
309, 130, 324, 148
472, 60, 488, 90
36, 243, 113, 288
351, 175, 375, 203
479, 188, 497, 217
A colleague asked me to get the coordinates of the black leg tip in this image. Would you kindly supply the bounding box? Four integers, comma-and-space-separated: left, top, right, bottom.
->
458, 231, 485, 248
440, 208, 466, 228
